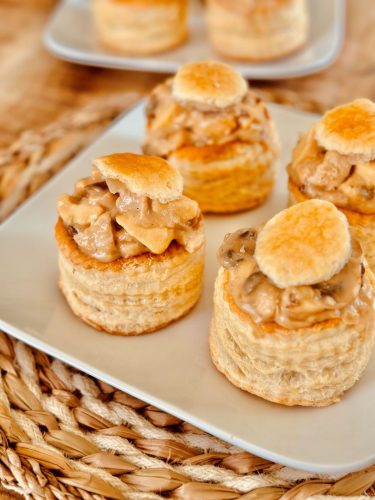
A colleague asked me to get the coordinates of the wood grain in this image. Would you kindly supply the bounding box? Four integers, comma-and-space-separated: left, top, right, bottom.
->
0, 0, 374, 147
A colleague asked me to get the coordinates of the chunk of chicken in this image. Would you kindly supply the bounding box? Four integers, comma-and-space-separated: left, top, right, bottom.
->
73, 212, 119, 262
57, 194, 104, 226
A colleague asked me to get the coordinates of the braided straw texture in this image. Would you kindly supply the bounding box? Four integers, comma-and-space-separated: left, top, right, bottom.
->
0, 94, 374, 499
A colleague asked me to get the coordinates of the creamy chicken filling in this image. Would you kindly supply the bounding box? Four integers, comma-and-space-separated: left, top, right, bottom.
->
144, 80, 278, 158
218, 227, 372, 329
288, 126, 375, 214
58, 167, 203, 262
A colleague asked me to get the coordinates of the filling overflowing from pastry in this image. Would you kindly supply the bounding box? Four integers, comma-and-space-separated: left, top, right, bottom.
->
218, 228, 371, 329
144, 61, 280, 214
57, 154, 203, 263
144, 68, 279, 159
211, 199, 375, 406
55, 153, 205, 336
288, 99, 375, 215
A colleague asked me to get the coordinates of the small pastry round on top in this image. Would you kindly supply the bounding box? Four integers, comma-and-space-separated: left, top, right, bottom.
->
92, 0, 188, 55
144, 61, 280, 214
55, 153, 205, 336
205, 0, 309, 61
210, 200, 375, 406
288, 99, 375, 272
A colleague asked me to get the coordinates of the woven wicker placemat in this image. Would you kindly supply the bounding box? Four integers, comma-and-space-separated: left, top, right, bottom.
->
0, 95, 374, 500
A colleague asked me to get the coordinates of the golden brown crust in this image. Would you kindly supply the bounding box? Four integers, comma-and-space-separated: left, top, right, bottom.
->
94, 153, 183, 202
288, 179, 375, 273
254, 200, 352, 288
315, 99, 375, 160
172, 61, 248, 109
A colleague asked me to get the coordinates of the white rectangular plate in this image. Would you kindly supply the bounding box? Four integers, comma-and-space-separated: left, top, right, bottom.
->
1, 102, 374, 475
44, 0, 345, 80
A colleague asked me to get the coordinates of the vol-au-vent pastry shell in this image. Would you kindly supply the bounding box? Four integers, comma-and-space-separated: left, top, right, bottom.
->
144, 74, 279, 160
288, 101, 375, 215
144, 65, 280, 213
92, 0, 188, 55
56, 153, 205, 335
210, 199, 375, 406
206, 0, 309, 61
56, 219, 204, 335
169, 141, 276, 213
210, 263, 375, 406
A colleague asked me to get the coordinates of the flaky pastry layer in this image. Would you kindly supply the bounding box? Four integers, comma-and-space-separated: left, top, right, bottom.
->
144, 78, 279, 213
316, 99, 375, 161
56, 219, 204, 335
169, 141, 275, 213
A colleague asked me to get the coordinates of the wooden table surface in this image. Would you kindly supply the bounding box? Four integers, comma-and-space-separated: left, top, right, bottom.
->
0, 0, 374, 149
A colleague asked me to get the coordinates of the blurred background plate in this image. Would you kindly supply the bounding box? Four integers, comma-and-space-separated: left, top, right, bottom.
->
44, 0, 345, 79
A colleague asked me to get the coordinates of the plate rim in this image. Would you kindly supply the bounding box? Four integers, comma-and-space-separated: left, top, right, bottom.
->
43, 0, 346, 80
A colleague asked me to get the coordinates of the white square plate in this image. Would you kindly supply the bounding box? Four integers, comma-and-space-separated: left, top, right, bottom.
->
44, 0, 345, 80
1, 102, 374, 475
